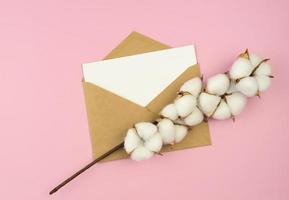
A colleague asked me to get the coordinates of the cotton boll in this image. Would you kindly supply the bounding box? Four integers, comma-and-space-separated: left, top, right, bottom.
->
225, 92, 247, 116
175, 125, 188, 143
249, 53, 262, 68
144, 133, 163, 153
235, 77, 258, 97
157, 119, 176, 144
198, 92, 221, 117
212, 100, 231, 120
135, 122, 157, 140
229, 58, 253, 79
206, 73, 230, 95
130, 145, 154, 161
160, 104, 178, 120
184, 107, 204, 126
255, 75, 271, 92
174, 95, 197, 118
254, 62, 272, 76
124, 128, 142, 154
180, 77, 202, 96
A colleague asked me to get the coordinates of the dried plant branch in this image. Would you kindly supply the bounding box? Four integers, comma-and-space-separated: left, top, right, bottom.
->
49, 141, 124, 195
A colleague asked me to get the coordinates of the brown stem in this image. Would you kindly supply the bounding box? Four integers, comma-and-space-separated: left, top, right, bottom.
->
239, 49, 249, 59
250, 58, 270, 76
49, 141, 124, 195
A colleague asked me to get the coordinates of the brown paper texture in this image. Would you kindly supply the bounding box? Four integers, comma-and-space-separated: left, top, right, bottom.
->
82, 32, 211, 161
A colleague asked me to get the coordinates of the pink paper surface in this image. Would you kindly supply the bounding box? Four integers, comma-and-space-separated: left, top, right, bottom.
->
0, 0, 288, 199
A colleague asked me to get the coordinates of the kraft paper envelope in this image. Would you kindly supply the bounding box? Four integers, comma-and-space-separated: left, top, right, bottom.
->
82, 32, 211, 161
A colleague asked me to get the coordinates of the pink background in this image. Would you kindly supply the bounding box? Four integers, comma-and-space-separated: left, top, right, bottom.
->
1, 0, 288, 199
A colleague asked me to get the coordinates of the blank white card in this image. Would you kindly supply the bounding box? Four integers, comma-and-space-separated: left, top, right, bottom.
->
82, 45, 197, 107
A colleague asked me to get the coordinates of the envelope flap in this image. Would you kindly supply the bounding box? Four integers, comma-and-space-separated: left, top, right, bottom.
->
104, 32, 169, 59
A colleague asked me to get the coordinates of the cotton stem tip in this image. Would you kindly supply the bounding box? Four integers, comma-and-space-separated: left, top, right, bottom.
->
239, 49, 249, 59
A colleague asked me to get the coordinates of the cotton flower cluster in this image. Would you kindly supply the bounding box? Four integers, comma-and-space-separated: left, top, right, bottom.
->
199, 74, 247, 120
162, 77, 203, 126
229, 50, 273, 97
124, 50, 273, 161
124, 121, 188, 161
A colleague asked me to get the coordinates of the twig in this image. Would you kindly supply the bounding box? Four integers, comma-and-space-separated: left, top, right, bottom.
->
49, 141, 124, 195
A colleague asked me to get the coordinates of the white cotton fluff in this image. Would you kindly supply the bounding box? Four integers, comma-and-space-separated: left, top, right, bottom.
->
180, 77, 202, 96
249, 53, 262, 68
253, 62, 272, 76
125, 122, 163, 161
235, 77, 258, 97
174, 95, 197, 118
124, 128, 141, 154
227, 81, 238, 94
135, 122, 157, 140
206, 73, 230, 95
144, 134, 163, 153
229, 58, 253, 79
157, 118, 176, 144
160, 103, 178, 120
255, 75, 271, 92
198, 92, 221, 117
212, 100, 231, 120
130, 145, 154, 161
225, 92, 247, 116
175, 125, 188, 143
183, 107, 204, 126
